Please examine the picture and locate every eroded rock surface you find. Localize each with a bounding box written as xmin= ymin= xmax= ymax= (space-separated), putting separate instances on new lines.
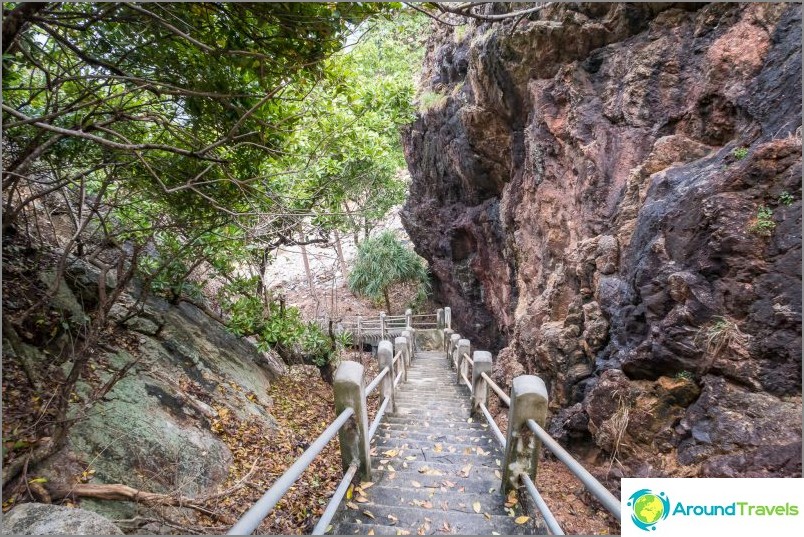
xmin=2 ymin=502 xmax=123 ymax=535
xmin=402 ymin=2 xmax=801 ymax=477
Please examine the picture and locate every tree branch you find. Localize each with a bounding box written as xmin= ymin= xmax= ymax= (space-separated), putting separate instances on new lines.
xmin=2 ymin=2 xmax=48 ymax=53
xmin=428 ymin=1 xmax=553 ymax=22
xmin=2 ymin=104 xmax=226 ymax=162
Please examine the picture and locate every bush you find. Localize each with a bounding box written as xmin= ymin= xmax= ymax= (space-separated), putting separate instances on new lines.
xmin=348 ymin=231 xmax=430 ymax=313
xmin=732 ymin=146 xmax=749 ymax=160
xmin=748 ymin=205 xmax=776 ymax=236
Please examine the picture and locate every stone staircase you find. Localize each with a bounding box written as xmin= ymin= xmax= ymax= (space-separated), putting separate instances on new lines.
xmin=330 ymin=351 xmax=543 ymax=535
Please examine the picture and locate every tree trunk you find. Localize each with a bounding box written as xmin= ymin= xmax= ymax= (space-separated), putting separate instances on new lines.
xmin=333 ymin=230 xmax=348 ymax=276
xmin=2 ymin=2 xmax=47 ymax=54
xmin=300 ymin=243 xmax=316 ymax=298
xmin=383 ymin=288 xmax=391 ymax=315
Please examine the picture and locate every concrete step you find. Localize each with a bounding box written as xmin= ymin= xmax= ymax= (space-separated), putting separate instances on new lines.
xmin=367 ymin=467 xmax=502 ymax=494
xmin=374 ymin=426 xmax=494 ymax=442
xmin=350 ymin=484 xmax=512 ymax=515
xmin=372 ymin=434 xmax=501 ymax=452
xmin=381 ymin=417 xmax=494 ymax=431
xmin=372 ymin=436 xmax=499 ymax=454
xmin=333 ymin=503 xmax=540 ymax=535
xmin=368 ymin=458 xmax=502 ymax=479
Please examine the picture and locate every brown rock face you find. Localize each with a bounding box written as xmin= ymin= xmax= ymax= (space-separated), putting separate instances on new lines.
xmin=402 ymin=3 xmax=801 ymax=477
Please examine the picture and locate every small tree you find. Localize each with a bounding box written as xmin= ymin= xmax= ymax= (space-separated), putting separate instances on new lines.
xmin=348 ymin=231 xmax=429 ymax=313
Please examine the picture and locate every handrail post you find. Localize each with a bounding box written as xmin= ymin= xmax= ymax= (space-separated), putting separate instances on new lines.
xmin=334 ymin=361 xmax=371 ymax=481
xmin=380 ymin=312 xmax=386 ymax=341
xmin=444 ymin=306 xmax=451 ymax=330
xmin=406 ymin=325 xmax=416 ymax=354
xmin=378 ymin=341 xmax=396 ymax=413
xmin=401 ymin=330 xmax=412 ymax=368
xmin=405 ymin=308 xmax=412 ymax=328
xmin=437 ymin=308 xmax=445 ymax=329
xmin=455 ymin=339 xmax=469 ymax=385
xmin=501 ymin=375 xmax=548 ymax=494
xmin=394 ymin=337 xmax=408 ymax=383
xmin=449 ymin=334 xmax=460 ymax=366
xmin=443 ymin=328 xmax=454 ymax=353
xmin=357 ymin=315 xmax=362 ymax=351
xmin=471 ymin=351 xmax=492 ymax=417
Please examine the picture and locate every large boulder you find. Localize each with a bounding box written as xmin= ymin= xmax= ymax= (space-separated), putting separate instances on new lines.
xmin=2 ymin=503 xmax=123 ymax=535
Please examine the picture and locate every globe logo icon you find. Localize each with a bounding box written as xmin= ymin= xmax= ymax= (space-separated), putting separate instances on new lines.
xmin=627 ymin=489 xmax=670 ymax=531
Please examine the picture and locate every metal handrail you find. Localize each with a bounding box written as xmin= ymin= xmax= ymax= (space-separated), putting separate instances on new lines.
xmin=394 ymin=369 xmax=403 ymax=388
xmin=462 ymin=352 xmax=473 ymax=366
xmin=479 ymin=403 xmax=506 ymax=447
xmin=311 ymin=462 xmax=359 ymax=535
xmin=526 ymin=419 xmax=621 ymax=520
xmin=368 ymin=396 xmax=391 ymax=439
xmin=522 ymin=474 xmax=564 ymax=535
xmin=228 ymin=407 xmax=355 ymax=535
xmin=461 ymin=372 xmax=472 ymax=391
xmin=365 ymin=367 xmax=389 ymax=396
xmin=480 ymin=372 xmax=511 ymax=406
xmin=392 ymin=350 xmax=402 ymax=366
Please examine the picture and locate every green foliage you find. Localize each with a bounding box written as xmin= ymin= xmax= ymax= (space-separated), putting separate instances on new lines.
xmin=348 ymin=231 xmax=429 ymax=313
xmin=286 ymin=11 xmax=428 ymax=240
xmin=3 ymin=3 xmax=418 ymax=295
xmin=674 ymin=370 xmax=695 ymax=382
xmin=218 ymin=278 xmax=305 ymax=351
xmin=749 ymin=205 xmax=776 ymax=236
xmin=732 ymin=147 xmax=749 ymax=160
xmin=299 ymin=323 xmax=335 ymax=367
xmin=418 ymin=90 xmax=449 ymax=113
xmin=335 ymin=330 xmax=354 ymax=349
xmin=779 ymin=191 xmax=794 ymax=206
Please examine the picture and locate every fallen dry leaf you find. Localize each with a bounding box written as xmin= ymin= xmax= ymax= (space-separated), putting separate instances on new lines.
xmin=411 ymin=480 xmax=422 ymax=488
xmin=472 ymin=501 xmax=482 ymax=513
xmin=515 ymin=516 xmax=530 ymax=524
xmin=460 ymin=464 xmax=472 ymax=477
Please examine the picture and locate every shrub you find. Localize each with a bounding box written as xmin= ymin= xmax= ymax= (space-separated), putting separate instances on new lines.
xmin=732 ymin=146 xmax=749 ymax=160
xmin=748 ymin=205 xmax=776 ymax=236
xmin=418 ymin=90 xmax=448 ymax=114
xmin=348 ymin=230 xmax=430 ymax=313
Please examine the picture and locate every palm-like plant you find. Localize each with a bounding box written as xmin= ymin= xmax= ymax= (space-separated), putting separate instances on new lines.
xmin=347 ymin=231 xmax=430 ymax=313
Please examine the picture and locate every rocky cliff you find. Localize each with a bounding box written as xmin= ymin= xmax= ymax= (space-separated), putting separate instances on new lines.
xmin=402 ymin=2 xmax=801 ymax=478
